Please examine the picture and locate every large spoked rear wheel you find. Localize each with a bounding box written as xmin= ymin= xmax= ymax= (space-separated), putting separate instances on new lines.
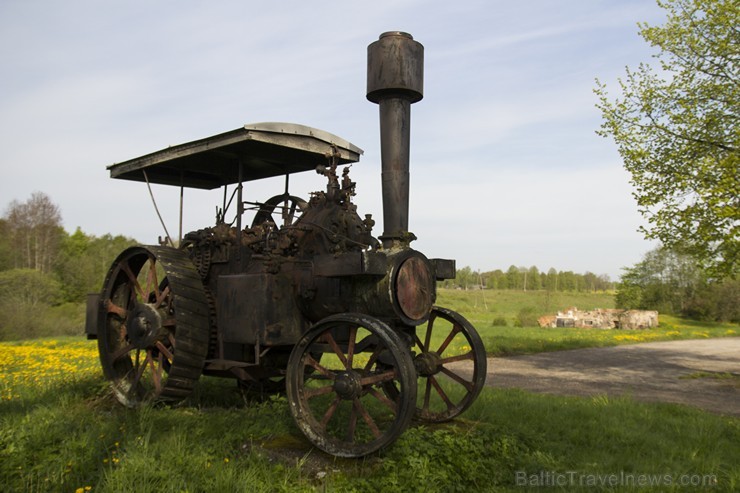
xmin=97 ymin=246 xmax=209 ymax=407
xmin=387 ymin=307 xmax=487 ymax=422
xmin=286 ymin=314 xmax=417 ymax=458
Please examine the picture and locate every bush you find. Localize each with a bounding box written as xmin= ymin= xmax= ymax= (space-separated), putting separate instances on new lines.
xmin=514 ymin=307 xmax=539 ymax=328
xmin=491 ymin=316 xmax=508 ymax=327
xmin=0 ymin=269 xmax=64 ymax=340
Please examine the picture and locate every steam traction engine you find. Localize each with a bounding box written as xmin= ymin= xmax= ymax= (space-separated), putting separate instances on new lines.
xmin=86 ymin=32 xmax=487 ymax=457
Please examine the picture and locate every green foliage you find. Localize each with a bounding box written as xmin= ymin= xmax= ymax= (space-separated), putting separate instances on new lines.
xmin=0 ymin=268 xmax=61 ymax=306
xmin=514 ymin=306 xmax=539 ymax=328
xmin=616 ymin=246 xmax=740 ymax=321
xmin=595 ymin=0 xmax=739 ymax=279
xmin=0 ymin=269 xmax=63 ymax=340
xmin=53 ymin=228 xmax=137 ymax=303
xmin=0 ymin=219 xmax=12 ymax=271
xmin=449 ymin=266 xmax=614 ymax=292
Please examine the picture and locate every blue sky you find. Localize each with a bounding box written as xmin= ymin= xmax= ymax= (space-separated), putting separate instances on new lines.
xmin=0 ymin=0 xmax=666 ymax=279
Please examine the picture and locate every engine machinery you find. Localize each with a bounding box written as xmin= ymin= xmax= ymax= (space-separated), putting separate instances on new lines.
xmin=86 ymin=32 xmax=487 ymax=457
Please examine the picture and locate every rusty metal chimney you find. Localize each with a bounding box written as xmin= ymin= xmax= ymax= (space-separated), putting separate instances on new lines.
xmin=367 ymin=32 xmax=423 ymax=247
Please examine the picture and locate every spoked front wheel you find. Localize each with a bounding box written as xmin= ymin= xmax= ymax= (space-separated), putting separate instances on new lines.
xmin=97 ymin=246 xmax=209 ymax=407
xmin=386 ymin=307 xmax=487 ymax=422
xmin=286 ymin=314 xmax=417 ymax=457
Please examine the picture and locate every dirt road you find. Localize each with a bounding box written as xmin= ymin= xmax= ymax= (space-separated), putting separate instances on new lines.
xmin=460 ymin=338 xmax=740 ymax=416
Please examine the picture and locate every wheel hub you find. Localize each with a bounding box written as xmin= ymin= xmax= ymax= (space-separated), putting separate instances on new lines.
xmin=414 ymin=351 xmax=442 ymax=377
xmin=127 ymin=303 xmax=165 ymax=349
xmin=333 ymin=371 xmax=362 ymax=400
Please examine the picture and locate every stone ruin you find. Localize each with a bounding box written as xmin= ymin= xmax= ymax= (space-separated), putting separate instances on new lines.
xmin=537 ymin=307 xmax=658 ymax=330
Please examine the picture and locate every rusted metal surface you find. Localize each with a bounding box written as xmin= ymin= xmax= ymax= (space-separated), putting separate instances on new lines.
xmin=88 ymin=32 xmax=486 ymax=458
xmin=285 ymin=313 xmax=417 ymax=457
xmin=108 ymin=123 xmax=363 ymax=189
xmin=367 ymin=32 xmax=424 ymax=246
xmin=96 ymin=246 xmax=209 ymax=407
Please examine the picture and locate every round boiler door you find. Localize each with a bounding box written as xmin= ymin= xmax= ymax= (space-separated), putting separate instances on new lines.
xmin=395 ymin=256 xmax=433 ymax=321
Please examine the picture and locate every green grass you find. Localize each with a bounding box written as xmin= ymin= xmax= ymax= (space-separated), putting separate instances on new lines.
xmin=1 ymin=336 xmax=739 ymax=492
xmin=436 ymin=288 xmax=616 ymax=327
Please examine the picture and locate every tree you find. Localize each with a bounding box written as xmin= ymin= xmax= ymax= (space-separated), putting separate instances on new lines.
xmin=506 ymin=265 xmax=522 ymax=290
xmin=54 ymin=229 xmax=137 ymax=302
xmin=544 ymin=268 xmax=559 ymax=291
xmin=0 ymin=219 xmax=11 ymax=271
xmin=527 ymin=266 xmax=541 ymax=290
xmin=595 ymin=0 xmax=739 ymax=279
xmin=4 ymin=192 xmax=63 ymax=274
xmin=617 ymin=245 xmax=705 ymax=314
xmin=455 ymin=266 xmax=474 ymax=290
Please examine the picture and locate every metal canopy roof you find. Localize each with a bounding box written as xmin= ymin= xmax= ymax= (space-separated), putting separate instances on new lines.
xmin=107 ymin=122 xmax=364 ymax=190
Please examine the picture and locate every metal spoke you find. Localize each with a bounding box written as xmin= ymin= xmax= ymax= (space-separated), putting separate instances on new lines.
xmin=155 ymin=286 xmax=170 ymax=309
xmin=367 ymin=387 xmax=397 ymax=412
xmin=346 ymin=401 xmax=359 ymax=442
xmin=436 ymin=323 xmax=462 ymax=355
xmin=105 ymin=299 xmax=127 ymax=318
xmin=145 ymin=260 xmax=160 ymax=302
xmin=322 ymin=332 xmax=349 ymax=368
xmin=155 ymin=341 xmax=174 ymax=363
xmin=354 ymin=398 xmax=381 ymax=439
xmin=110 ymin=342 xmax=135 ymax=362
xmin=305 ymin=354 xmax=336 ymax=380
xmin=440 ymin=351 xmax=474 ymax=364
xmin=440 ymin=366 xmax=475 ymax=391
xmin=346 ymin=326 xmax=357 ymax=368
xmin=421 ymin=376 xmax=432 ymax=413
xmin=304 ymin=384 xmax=335 ymax=400
xmin=429 ymin=375 xmax=454 ymax=410
xmin=423 ymin=314 xmax=436 ymax=351
xmin=121 ymin=261 xmax=146 ymax=301
xmin=363 ymin=343 xmax=383 ymax=372
xmin=359 ymin=369 xmax=396 ymax=386
xmin=321 ymin=396 xmax=342 ymax=429
xmin=131 ymin=349 xmax=146 ymax=388
xmin=148 ymin=351 xmax=162 ymax=394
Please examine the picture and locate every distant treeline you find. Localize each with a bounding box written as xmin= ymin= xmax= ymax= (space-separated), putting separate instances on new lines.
xmin=0 ymin=192 xmax=136 ymax=339
xmin=442 ymin=265 xmax=614 ymax=292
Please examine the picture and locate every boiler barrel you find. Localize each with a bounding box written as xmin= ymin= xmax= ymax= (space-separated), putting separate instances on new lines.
xmin=367 ymin=32 xmax=424 ymax=245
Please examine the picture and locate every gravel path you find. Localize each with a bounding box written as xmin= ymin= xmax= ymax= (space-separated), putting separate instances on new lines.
xmin=457 ymin=338 xmax=740 ymax=416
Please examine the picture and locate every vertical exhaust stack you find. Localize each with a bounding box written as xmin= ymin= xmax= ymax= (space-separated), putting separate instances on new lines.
xmin=367 ymin=32 xmax=424 ymax=248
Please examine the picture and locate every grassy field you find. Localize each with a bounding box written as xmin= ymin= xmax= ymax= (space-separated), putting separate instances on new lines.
xmin=1 ymin=290 xmax=738 ymax=492
xmin=437 ymin=288 xmax=617 ymax=325
xmin=437 ymin=289 xmax=738 ymax=355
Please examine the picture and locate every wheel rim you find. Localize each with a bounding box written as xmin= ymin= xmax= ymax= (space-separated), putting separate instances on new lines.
xmin=251 ymin=194 xmax=307 ymax=228
xmin=97 ymin=246 xmax=209 ymax=407
xmin=387 ymin=307 xmax=487 ymax=422
xmin=286 ymin=314 xmax=416 ymax=457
